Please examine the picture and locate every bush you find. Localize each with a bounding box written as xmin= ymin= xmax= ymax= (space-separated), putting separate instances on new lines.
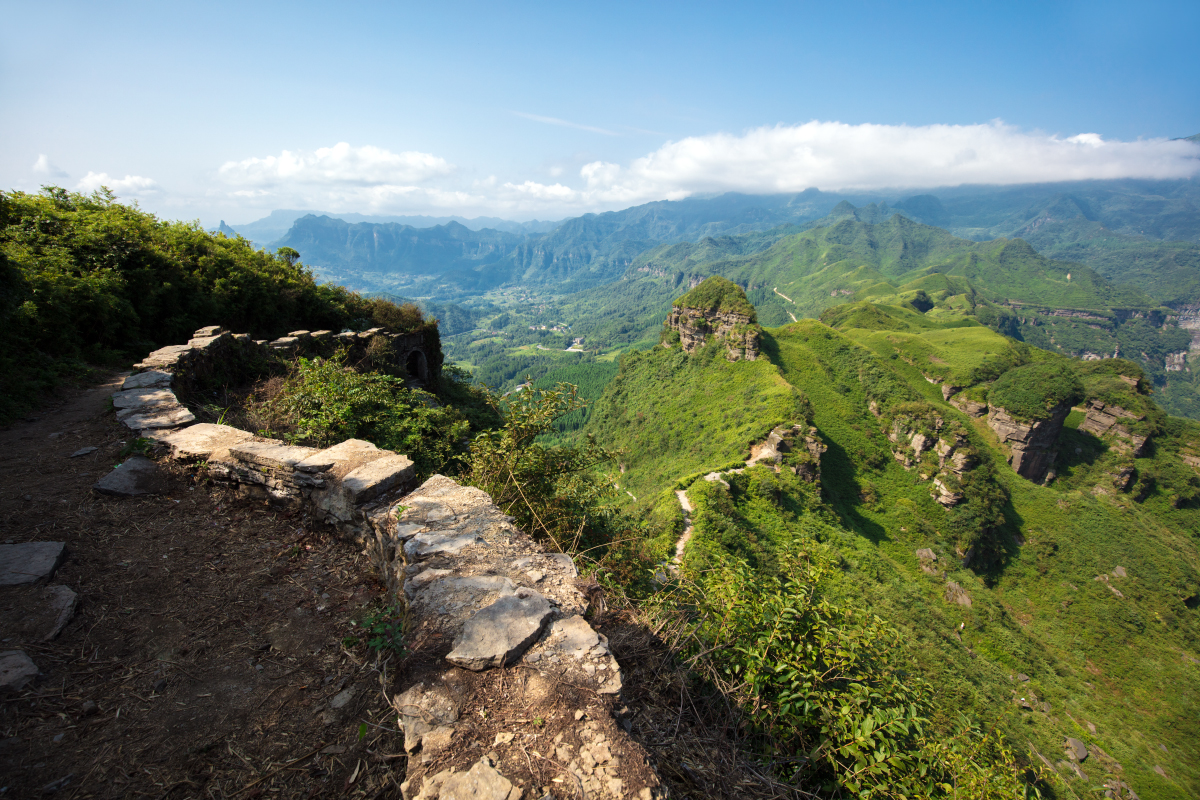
xmin=654 ymin=543 xmax=1038 ymax=798
xmin=464 ymin=383 xmax=619 ymax=553
xmin=261 ymin=350 xmax=470 ymax=477
xmin=988 ymin=361 xmax=1084 ymax=421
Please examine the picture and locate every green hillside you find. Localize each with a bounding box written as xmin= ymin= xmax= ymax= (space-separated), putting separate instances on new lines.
xmin=583 ymin=306 xmax=1200 ymax=799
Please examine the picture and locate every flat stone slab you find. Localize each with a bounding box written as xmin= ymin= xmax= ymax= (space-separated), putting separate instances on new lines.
xmin=295 ymin=438 xmax=385 ymax=473
xmin=150 ymin=423 xmax=255 ymax=460
xmin=447 ymin=590 xmax=552 ymax=671
xmin=344 ymin=454 xmax=415 ymax=503
xmin=0 ymin=650 xmax=38 ymax=692
xmin=135 ymin=344 xmax=194 ymax=369
xmin=122 ymin=370 xmax=173 ymax=390
xmin=118 ymin=404 xmax=196 ymax=430
xmin=111 ymin=388 xmax=178 ymax=409
xmin=229 ymin=441 xmax=319 ymax=470
xmin=0 ymin=542 xmax=67 ymax=586
xmin=1066 ymin=737 xmax=1089 ymax=762
xmin=69 ymin=446 xmax=98 ymax=458
xmin=0 ymin=585 xmax=78 ymax=641
xmin=405 ymin=532 xmax=484 ymax=559
xmin=93 ymin=456 xmax=168 ymax=497
xmin=438 ymin=758 xmax=519 ymax=800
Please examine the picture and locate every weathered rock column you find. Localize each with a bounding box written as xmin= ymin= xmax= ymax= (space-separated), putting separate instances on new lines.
xmin=987 ymin=403 xmax=1070 ymax=482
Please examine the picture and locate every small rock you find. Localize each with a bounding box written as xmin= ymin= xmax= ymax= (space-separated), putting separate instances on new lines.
xmin=153 ymin=679 xmax=167 ymax=693
xmin=330 ymin=688 xmax=355 ymax=709
xmin=1066 ymin=737 xmax=1088 ymax=762
xmin=447 ymin=592 xmax=552 ymax=671
xmin=1086 ymin=721 xmax=1096 ymax=734
xmin=80 ymin=700 xmax=98 ymax=717
xmin=1159 ymin=743 xmax=1167 ymax=752
xmin=0 ymin=542 xmax=67 ymax=586
xmin=574 ymin=710 xmax=586 ymax=721
xmin=0 ymin=650 xmax=39 ymax=692
xmin=1154 ymin=765 xmax=1167 ymax=778
xmin=1016 ymin=673 xmax=1030 ymax=682
xmin=493 ymin=732 xmax=515 ymax=745
xmin=438 ymin=758 xmax=519 ymax=800
xmin=1113 ymin=566 xmax=1127 ymax=579
xmin=69 ymin=447 xmax=98 ymax=458
xmin=93 ymin=456 xmax=168 ymax=497
xmin=944 ymin=581 xmax=972 ymax=607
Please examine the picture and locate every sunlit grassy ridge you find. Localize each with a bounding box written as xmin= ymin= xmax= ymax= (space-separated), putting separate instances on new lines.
xmin=583 ymin=306 xmax=1200 ymax=799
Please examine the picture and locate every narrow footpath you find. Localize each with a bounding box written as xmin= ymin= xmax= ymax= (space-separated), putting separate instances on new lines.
xmin=0 ymin=376 xmax=405 ymax=798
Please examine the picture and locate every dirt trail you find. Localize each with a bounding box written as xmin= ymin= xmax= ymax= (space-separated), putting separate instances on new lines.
xmin=0 ymin=376 xmax=405 ymax=798
xmin=670 ymin=490 xmax=694 ymax=568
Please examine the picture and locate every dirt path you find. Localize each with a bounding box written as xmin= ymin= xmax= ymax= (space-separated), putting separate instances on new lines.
xmin=0 ymin=376 xmax=406 ymax=797
xmin=670 ymin=491 xmax=694 ymax=568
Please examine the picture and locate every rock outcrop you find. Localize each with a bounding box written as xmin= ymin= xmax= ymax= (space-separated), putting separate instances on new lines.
xmin=664 ymin=306 xmax=760 ymax=360
xmin=987 ymin=403 xmax=1071 ymax=483
xmin=663 ymin=277 xmax=761 ymax=361
xmin=886 ymin=411 xmax=976 ymax=506
xmin=748 ymin=424 xmax=827 ymax=481
xmin=1079 ymin=400 xmax=1150 ymax=456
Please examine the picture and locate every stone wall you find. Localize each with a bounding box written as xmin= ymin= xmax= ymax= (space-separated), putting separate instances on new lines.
xmin=102 ymin=333 xmax=663 ymax=799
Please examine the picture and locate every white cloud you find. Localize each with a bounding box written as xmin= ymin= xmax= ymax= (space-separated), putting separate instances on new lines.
xmin=76 ymin=171 xmax=159 ymax=195
xmin=218 ymin=142 xmax=453 ymax=188
xmin=579 ymin=121 xmax=1200 ymax=203
xmin=32 ymin=154 xmax=69 ymax=179
xmin=196 ymin=124 xmax=1200 ymax=220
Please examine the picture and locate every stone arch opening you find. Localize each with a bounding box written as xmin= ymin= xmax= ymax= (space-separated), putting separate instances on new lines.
xmin=405 ymin=348 xmax=429 ymax=383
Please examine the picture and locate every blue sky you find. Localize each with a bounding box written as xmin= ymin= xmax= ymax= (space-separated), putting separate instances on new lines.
xmin=3 ymin=0 xmax=1198 ymax=224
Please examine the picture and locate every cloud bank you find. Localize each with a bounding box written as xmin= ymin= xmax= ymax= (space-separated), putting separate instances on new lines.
xmin=76 ymin=171 xmax=159 ymax=195
xmin=209 ymin=122 xmax=1200 ymax=218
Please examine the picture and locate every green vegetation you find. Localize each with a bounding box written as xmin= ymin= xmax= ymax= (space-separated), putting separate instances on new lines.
xmin=585 ymin=340 xmax=805 ymax=502
xmin=656 ymin=543 xmax=1035 ymax=799
xmin=0 ymin=187 xmax=436 ymax=423
xmin=672 ymin=275 xmax=757 ymax=318
xmin=988 ymin=362 xmax=1085 ymax=421
xmin=255 ymin=349 xmax=473 ymax=477
xmin=580 ymin=295 xmax=1200 ymax=798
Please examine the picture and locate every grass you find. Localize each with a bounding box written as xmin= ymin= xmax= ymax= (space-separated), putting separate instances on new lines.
xmin=583 ymin=308 xmax=1200 ymax=799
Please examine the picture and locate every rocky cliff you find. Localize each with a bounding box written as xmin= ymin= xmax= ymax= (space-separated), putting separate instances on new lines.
xmin=886 ymin=409 xmax=977 ymax=506
xmin=664 ymin=306 xmax=760 ymax=361
xmin=1079 ymin=400 xmax=1150 ymax=456
xmin=663 ymin=276 xmax=761 ymax=361
xmin=987 ymin=403 xmax=1071 ymax=483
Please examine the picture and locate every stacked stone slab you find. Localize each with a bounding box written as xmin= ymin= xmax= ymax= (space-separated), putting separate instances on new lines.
xmin=390 ymin=476 xmax=660 ymax=800
xmin=149 ymin=424 xmax=415 ymax=546
xmin=1079 ymin=400 xmax=1150 ymax=456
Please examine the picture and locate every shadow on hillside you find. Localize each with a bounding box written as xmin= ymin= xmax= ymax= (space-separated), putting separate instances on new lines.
xmin=976 ymin=497 xmax=1026 ymax=585
xmin=819 ymin=437 xmax=890 ymax=544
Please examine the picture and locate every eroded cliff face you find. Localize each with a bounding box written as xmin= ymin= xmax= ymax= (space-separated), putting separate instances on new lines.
xmin=1079 ymin=400 xmax=1150 ymax=457
xmin=886 ymin=412 xmax=976 ymax=506
xmin=664 ymin=307 xmax=760 ymax=361
xmin=987 ymin=403 xmax=1071 ymax=483
xmin=748 ymin=423 xmax=827 ymax=482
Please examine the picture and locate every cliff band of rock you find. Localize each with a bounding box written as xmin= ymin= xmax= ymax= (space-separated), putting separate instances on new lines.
xmin=664 ymin=307 xmax=760 ymax=361
xmin=887 ymin=413 xmax=976 ymax=506
xmin=987 ymin=403 xmax=1071 ymax=483
xmin=1079 ymin=400 xmax=1150 ymax=457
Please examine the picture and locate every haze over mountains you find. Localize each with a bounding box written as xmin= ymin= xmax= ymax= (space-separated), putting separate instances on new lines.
xmin=226 ymin=178 xmax=1200 ymax=301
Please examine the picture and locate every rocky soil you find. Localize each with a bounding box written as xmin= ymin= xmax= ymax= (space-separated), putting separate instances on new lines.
xmin=0 ymin=374 xmax=407 ymax=797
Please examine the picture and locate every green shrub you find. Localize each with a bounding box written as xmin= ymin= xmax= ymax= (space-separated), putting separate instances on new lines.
xmin=655 ymin=543 xmax=1037 ymax=798
xmin=672 ymin=275 xmax=757 ymax=319
xmin=263 ymin=350 xmax=469 ymax=477
xmin=988 ymin=361 xmax=1084 ymax=421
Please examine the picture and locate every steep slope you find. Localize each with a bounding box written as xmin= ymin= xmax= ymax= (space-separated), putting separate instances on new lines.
xmin=583 ymin=300 xmax=1200 ymax=799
